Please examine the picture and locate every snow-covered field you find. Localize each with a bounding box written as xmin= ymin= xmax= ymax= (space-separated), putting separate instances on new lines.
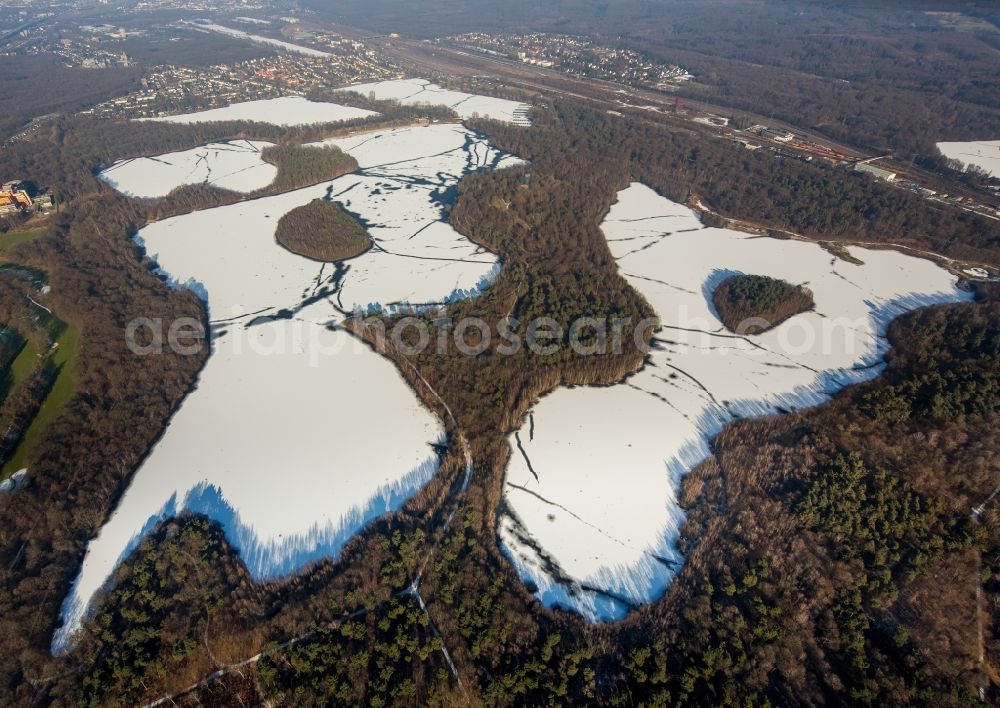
xmin=189 ymin=21 xmax=331 ymax=57
xmin=499 ymin=182 xmax=972 ymax=621
xmin=937 ymin=140 xmax=1000 ymax=178
xmin=54 ymin=124 xmax=522 ymax=651
xmin=340 ymin=78 xmax=532 ymax=125
xmin=98 ymin=140 xmax=277 ymax=198
xmin=146 ymin=96 xmax=378 ymax=127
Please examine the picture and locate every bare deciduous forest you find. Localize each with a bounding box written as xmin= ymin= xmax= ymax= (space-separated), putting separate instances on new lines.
xmin=275 ymin=198 xmax=372 ymax=262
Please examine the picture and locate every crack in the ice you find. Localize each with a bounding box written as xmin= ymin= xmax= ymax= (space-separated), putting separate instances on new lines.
xmin=615 ymin=232 xmax=672 ymax=259
xmin=499 ymin=506 xmax=583 ymax=596
xmin=606 ymin=214 xmax=690 ymax=223
xmin=209 ymin=306 xmax=272 ymax=325
xmin=655 ymin=362 xmax=726 ymax=409
xmin=513 ymin=431 xmax=539 ymax=482
xmin=660 ymin=324 xmax=819 ymax=373
xmin=407 ymin=221 xmax=437 ymax=241
xmin=625 ymin=381 xmax=693 ymax=421
xmin=621 ymin=272 xmax=697 ymax=295
xmin=505 ymin=482 xmax=654 ymax=559
xmin=652 ymin=336 xmax=745 ymax=352
xmin=373 ymin=243 xmax=494 ymax=264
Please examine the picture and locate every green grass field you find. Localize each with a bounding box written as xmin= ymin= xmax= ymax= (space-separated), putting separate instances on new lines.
xmin=0 ymin=313 xmax=78 ymax=480
xmin=0 ymin=226 xmax=49 ymax=254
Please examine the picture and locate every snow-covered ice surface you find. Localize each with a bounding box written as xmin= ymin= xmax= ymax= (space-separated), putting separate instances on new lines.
xmin=189 ymin=22 xmax=331 ymax=57
xmin=53 ymin=124 xmax=522 ymax=651
xmin=499 ymin=182 xmax=972 ymax=622
xmin=937 ymin=140 xmax=1000 ymax=178
xmin=98 ymin=140 xmax=277 ymax=199
xmin=340 ymin=78 xmax=532 ymax=125
xmin=146 ymin=96 xmax=378 ymax=127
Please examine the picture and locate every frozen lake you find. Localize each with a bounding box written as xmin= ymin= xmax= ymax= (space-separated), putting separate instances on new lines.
xmin=98 ymin=140 xmax=277 ymax=198
xmin=53 ymin=123 xmax=522 ymax=651
xmin=145 ymin=96 xmax=378 ymax=127
xmin=340 ymin=78 xmax=532 ymax=125
xmin=499 ymin=182 xmax=972 ymax=621
xmin=937 ymin=140 xmax=1000 ymax=178
xmin=189 ymin=21 xmax=332 ymax=57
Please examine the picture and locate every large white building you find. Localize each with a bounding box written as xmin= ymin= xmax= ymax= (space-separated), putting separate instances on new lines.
xmin=854 ymin=162 xmax=897 ymax=182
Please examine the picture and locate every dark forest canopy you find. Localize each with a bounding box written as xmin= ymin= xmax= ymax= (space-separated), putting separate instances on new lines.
xmin=259 ymin=144 xmax=359 ymax=194
xmin=0 ymin=55 xmax=140 ymax=141
xmin=469 ymin=103 xmax=1000 ymax=265
xmin=0 ymin=22 xmax=279 ymax=141
xmin=712 ymin=274 xmax=814 ymax=334
xmin=275 ymin=198 xmax=373 ymax=262
xmin=304 ymin=0 xmax=998 ymax=37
